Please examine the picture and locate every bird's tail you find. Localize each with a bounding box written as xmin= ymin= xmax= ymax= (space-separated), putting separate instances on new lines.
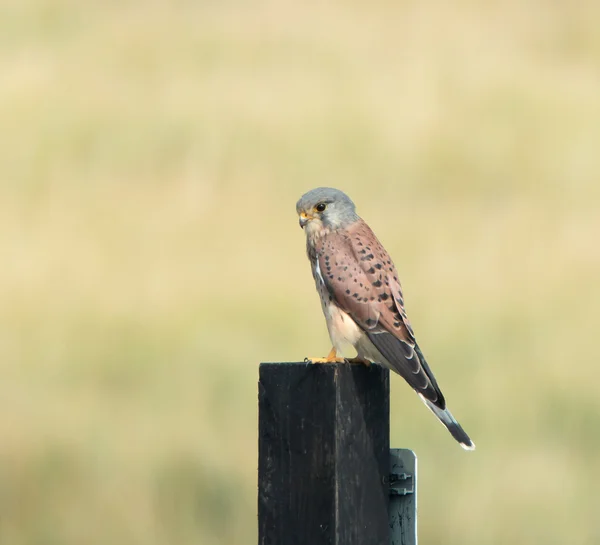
xmin=419 ymin=394 xmax=476 ymax=451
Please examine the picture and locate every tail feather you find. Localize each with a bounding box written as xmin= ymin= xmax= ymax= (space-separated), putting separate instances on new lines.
xmin=419 ymin=394 xmax=476 ymax=451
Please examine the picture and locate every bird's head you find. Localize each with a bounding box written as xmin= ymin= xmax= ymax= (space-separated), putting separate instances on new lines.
xmin=296 ymin=187 xmax=359 ymax=235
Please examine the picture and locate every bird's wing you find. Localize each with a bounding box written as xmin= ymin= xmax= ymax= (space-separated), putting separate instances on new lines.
xmin=317 ymin=220 xmax=445 ymax=409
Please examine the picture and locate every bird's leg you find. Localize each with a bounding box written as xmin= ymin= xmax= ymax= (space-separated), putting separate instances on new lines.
xmin=304 ymin=347 xmax=346 ymax=364
xmin=346 ymin=356 xmax=371 ymax=367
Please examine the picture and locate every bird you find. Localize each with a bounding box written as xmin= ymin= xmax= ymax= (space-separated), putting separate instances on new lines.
xmin=296 ymin=187 xmax=475 ymax=450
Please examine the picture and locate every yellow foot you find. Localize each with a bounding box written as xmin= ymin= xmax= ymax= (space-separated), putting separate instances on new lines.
xmin=305 ymin=356 xmax=346 ymax=364
xmin=346 ymin=356 xmax=371 ymax=367
xmin=304 ymin=347 xmax=345 ymax=364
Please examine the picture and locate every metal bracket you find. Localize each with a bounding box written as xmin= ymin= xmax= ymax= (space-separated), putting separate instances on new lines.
xmin=389 ymin=448 xmax=417 ymax=544
xmin=389 ymin=470 xmax=414 ymax=496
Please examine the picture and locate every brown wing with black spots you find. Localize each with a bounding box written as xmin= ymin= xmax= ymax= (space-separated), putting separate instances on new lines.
xmin=316 ymin=220 xmax=446 ymax=409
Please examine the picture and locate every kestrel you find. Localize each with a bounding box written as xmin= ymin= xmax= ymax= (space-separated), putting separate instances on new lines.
xmin=297 ymin=187 xmax=475 ymax=450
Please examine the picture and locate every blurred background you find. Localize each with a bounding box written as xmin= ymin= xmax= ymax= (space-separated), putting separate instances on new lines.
xmin=1 ymin=0 xmax=599 ymax=544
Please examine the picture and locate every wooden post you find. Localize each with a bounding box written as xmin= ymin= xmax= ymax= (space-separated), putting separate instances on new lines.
xmin=258 ymin=361 xmax=390 ymax=545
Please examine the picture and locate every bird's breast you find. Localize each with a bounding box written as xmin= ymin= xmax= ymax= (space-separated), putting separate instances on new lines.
xmin=324 ymin=300 xmax=364 ymax=352
xmin=311 ymin=257 xmax=363 ymax=353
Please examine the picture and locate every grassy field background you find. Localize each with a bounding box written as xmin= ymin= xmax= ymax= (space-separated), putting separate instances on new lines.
xmin=1 ymin=1 xmax=599 ymax=544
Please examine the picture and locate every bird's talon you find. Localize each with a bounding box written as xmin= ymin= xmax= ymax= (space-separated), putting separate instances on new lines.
xmin=303 ymin=347 xmax=346 ymax=364
xmin=305 ymin=356 xmax=346 ymax=364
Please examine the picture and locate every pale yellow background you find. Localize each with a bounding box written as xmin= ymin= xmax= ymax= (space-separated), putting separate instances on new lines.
xmin=1 ymin=1 xmax=599 ymax=544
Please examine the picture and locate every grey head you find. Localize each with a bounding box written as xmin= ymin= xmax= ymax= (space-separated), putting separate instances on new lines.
xmin=296 ymin=187 xmax=359 ymax=231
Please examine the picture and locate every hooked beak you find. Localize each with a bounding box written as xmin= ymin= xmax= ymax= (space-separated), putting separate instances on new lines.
xmin=299 ymin=212 xmax=311 ymax=229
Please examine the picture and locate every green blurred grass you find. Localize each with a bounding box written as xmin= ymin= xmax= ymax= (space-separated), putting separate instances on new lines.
xmin=1 ymin=1 xmax=599 ymax=544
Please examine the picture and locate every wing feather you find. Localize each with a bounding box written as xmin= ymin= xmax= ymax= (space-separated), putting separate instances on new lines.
xmin=316 ymin=221 xmax=446 ymax=409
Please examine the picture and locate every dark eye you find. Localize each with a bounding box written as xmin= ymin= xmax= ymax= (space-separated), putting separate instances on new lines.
xmin=315 ymin=203 xmax=327 ymax=212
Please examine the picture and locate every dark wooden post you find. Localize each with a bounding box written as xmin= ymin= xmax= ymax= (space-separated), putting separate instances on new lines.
xmin=258 ymin=362 xmax=390 ymax=545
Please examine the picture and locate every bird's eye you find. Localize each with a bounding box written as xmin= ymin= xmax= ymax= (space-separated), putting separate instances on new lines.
xmin=315 ymin=203 xmax=327 ymax=212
